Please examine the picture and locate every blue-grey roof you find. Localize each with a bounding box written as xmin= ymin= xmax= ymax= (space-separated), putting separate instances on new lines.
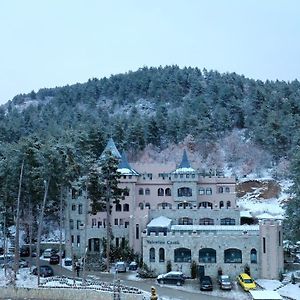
xmin=101 ymin=138 xmax=122 ymax=159
xmin=178 ymin=149 xmax=191 ymax=169
xmin=118 ymin=152 xmax=139 ymax=175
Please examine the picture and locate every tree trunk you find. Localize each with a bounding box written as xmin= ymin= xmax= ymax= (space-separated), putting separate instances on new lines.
xmin=14 ymin=160 xmax=24 ymax=284
xmin=59 ymin=186 xmax=64 ymax=269
xmin=36 ymin=179 xmax=50 ymax=286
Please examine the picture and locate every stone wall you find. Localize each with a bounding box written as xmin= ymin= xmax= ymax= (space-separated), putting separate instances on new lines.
xmin=0 ymin=287 xmax=144 ymax=300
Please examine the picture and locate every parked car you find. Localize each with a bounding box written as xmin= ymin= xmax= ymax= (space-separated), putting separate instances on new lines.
xmin=0 ymin=254 xmax=15 ymax=267
xmin=200 ymin=275 xmax=213 ymax=291
xmin=19 ymin=259 xmax=29 ymax=268
xmin=49 ymin=254 xmax=60 ymax=265
xmin=157 ymin=271 xmax=185 ymax=286
xmin=128 ymin=261 xmax=138 ymax=271
xmin=20 ymin=247 xmax=30 ymax=257
xmin=115 ymin=261 xmax=126 ymax=273
xmin=237 ymin=273 xmax=256 ymax=291
xmin=218 ymin=274 xmax=232 ymax=290
xmin=43 ymin=248 xmax=56 ymax=258
xmin=64 ymin=257 xmax=72 ymax=266
xmin=32 ymin=265 xmax=54 ymax=277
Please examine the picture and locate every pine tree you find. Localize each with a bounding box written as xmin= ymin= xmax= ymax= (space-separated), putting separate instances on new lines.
xmin=87 ymin=150 xmax=125 ymax=271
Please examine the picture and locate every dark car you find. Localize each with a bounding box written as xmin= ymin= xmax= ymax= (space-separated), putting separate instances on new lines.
xmin=128 ymin=261 xmax=138 ymax=271
xmin=20 ymin=247 xmax=30 ymax=257
xmin=49 ymin=254 xmax=60 ymax=265
xmin=157 ymin=271 xmax=185 ymax=286
xmin=218 ymin=275 xmax=232 ymax=290
xmin=32 ymin=265 xmax=54 ymax=277
xmin=200 ymin=275 xmax=213 ymax=291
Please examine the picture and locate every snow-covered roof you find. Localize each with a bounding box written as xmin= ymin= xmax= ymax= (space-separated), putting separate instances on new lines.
xmin=147 ymin=216 xmax=172 ymax=228
xmin=240 ymin=210 xmax=253 ymax=218
xmin=249 ymin=290 xmax=282 ymax=300
xmin=171 ymin=225 xmax=259 ymax=231
xmin=117 ymin=152 xmax=139 ymax=175
xmin=256 ymin=212 xmax=276 ymax=219
xmin=173 ymin=150 xmax=195 ymax=173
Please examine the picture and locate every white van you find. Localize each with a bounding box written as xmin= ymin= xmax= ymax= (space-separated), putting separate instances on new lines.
xmin=115 ymin=261 xmax=126 ymax=273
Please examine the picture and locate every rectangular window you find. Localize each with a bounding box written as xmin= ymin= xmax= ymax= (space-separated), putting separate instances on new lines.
xmin=78 ymin=204 xmax=83 ymax=214
xmin=71 ymin=235 xmax=74 ymax=243
xmin=114 ymin=218 xmax=118 ymax=225
xmin=92 ymin=218 xmax=96 ymax=227
xmin=72 ymin=204 xmax=76 ymax=211
xmin=98 ymin=221 xmax=101 ymax=228
xmin=77 ymin=235 xmax=80 ymax=245
xmin=263 ymin=237 xmax=266 ymax=253
xmin=122 ymin=238 xmax=125 ymax=248
xmin=77 ymin=220 xmax=81 ymax=230
xmin=279 ymin=231 xmax=281 ymax=246
xmin=116 ymin=237 xmax=119 ymax=247
xmin=119 ymin=219 xmax=124 ymax=226
xmin=125 ymin=221 xmax=129 ymax=228
xmin=136 ymin=224 xmax=139 ymax=239
xmin=70 ymin=219 xmax=74 ymax=230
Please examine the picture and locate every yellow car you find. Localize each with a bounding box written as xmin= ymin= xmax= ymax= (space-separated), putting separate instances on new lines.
xmin=237 ymin=273 xmax=256 ymax=291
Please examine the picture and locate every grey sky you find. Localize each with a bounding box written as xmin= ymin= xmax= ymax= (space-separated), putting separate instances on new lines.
xmin=0 ymin=0 xmax=299 ymax=105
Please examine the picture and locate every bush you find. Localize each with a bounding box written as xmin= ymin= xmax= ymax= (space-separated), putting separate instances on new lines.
xmin=166 ymin=260 xmax=172 ymax=273
xmin=190 ymin=261 xmax=197 ymax=279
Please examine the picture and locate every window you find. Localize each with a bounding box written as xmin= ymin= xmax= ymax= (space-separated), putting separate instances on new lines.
xmin=224 ymin=248 xmax=242 ymax=263
xmin=116 ymin=203 xmax=122 ymax=212
xmin=263 ymin=237 xmax=266 ymax=253
xmin=97 ymin=221 xmax=101 ymax=228
xmin=77 ymin=235 xmax=80 ymax=245
xmin=159 ymin=248 xmax=165 ymax=262
xmin=199 ymin=248 xmax=216 ymax=263
xmin=225 ymin=187 xmax=230 ymax=193
xmin=158 ymin=202 xmax=172 ymax=209
xmin=123 ymin=203 xmax=129 ymax=211
xmin=119 ymin=219 xmax=124 ymax=226
xmin=198 ymin=201 xmax=213 ymax=209
xmin=178 ymin=217 xmax=193 ymax=225
xmin=121 ymin=238 xmax=125 ymax=248
xmin=145 ymin=188 xmax=150 ymax=195
xmin=226 ymin=201 xmax=231 ymax=208
xmin=71 ymin=235 xmax=74 ymax=243
xmin=78 ymin=204 xmax=83 ymax=214
xmin=92 ymin=218 xmax=96 ymax=227
xmin=114 ymin=219 xmax=118 ymax=225
xmin=116 ymin=238 xmax=119 ymax=247
xmin=199 ymin=218 xmax=214 ymax=225
xmin=279 ymin=231 xmax=281 ymax=246
xmin=78 ymin=189 xmax=82 ymax=197
xmin=136 ymin=224 xmax=139 ymax=239
xmin=165 ymin=188 xmax=171 ymax=196
xmin=218 ymin=187 xmax=224 ymax=193
xmin=206 ymin=188 xmax=212 ymax=195
xmin=71 ymin=189 xmax=76 ymax=199
xmin=158 ymin=188 xmax=164 ymax=196
xmin=220 ymin=218 xmax=235 ymax=225
xmin=199 ymin=188 xmax=205 ymax=195
xmin=72 ymin=204 xmax=76 ymax=211
xmin=123 ymin=188 xmax=129 ymax=196
xmin=177 ymin=187 xmax=192 ymax=197
xmin=139 ymin=188 xmax=144 ymax=195
xmin=150 ymin=248 xmax=155 ymax=262
xmin=177 ymin=202 xmax=192 ymax=209
xmin=125 ymin=221 xmax=129 ymax=228
xmin=70 ymin=219 xmax=74 ymax=230
xmin=77 ymin=220 xmax=81 ymax=230
xmin=174 ymin=248 xmax=191 ymax=263
xmin=250 ymin=249 xmax=257 ymax=263
xmin=145 ymin=202 xmax=150 ymax=209
xmin=219 ymin=201 xmax=224 ymax=209
xmin=138 ymin=203 xmax=144 ymax=210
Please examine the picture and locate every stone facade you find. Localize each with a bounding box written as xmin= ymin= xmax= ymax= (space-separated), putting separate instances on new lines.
xmin=65 ymin=139 xmax=284 ymax=280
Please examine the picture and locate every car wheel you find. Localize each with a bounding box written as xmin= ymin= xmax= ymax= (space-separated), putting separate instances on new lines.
xmin=176 ymin=281 xmax=181 ymax=286
xmin=161 ymin=280 xmax=164 ymax=284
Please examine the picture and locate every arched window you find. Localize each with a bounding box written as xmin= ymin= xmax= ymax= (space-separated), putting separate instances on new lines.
xmin=70 ymin=219 xmax=74 ymax=230
xmin=177 ymin=202 xmax=192 ymax=209
xmin=218 ymin=187 xmax=224 ymax=193
xmin=158 ymin=188 xmax=164 ymax=196
xmin=178 ymin=217 xmax=193 ymax=225
xmin=178 ymin=187 xmax=192 ymax=197
xmin=123 ymin=188 xmax=130 ymax=196
xmin=115 ymin=204 xmax=122 ymax=212
xmin=206 ymin=188 xmax=212 ymax=195
xmin=219 ymin=201 xmax=224 ymax=209
xmin=224 ymin=248 xmax=242 ymax=263
xmin=123 ymin=203 xmax=129 ymax=211
xmin=159 ymin=248 xmax=165 ymax=262
xmin=198 ymin=201 xmax=213 ymax=209
xmin=199 ymin=188 xmax=205 ymax=195
xmin=199 ymin=248 xmax=216 ymax=263
xmin=226 ymin=201 xmax=231 ymax=208
xmin=139 ymin=188 xmax=144 ymax=195
xmin=165 ymin=188 xmax=171 ymax=196
xmin=221 ymin=218 xmax=235 ymax=225
xmin=145 ymin=188 xmax=150 ymax=195
xmin=250 ymin=249 xmax=257 ymax=264
xmin=139 ymin=203 xmax=144 ymax=210
xmin=199 ymin=218 xmax=214 ymax=225
xmin=150 ymin=248 xmax=155 ymax=262
xmin=225 ymin=187 xmax=230 ymax=193
xmin=158 ymin=202 xmax=172 ymax=209
xmin=145 ymin=202 xmax=150 ymax=209
xmin=174 ymin=248 xmax=191 ymax=263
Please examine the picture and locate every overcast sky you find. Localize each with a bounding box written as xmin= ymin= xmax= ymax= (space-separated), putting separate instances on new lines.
xmin=0 ymin=0 xmax=299 ymax=105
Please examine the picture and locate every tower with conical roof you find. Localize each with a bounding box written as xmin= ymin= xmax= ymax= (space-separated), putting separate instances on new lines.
xmin=118 ymin=151 xmax=139 ymax=176
xmin=100 ymin=137 xmax=122 ymax=160
xmin=173 ymin=149 xmax=195 ymax=173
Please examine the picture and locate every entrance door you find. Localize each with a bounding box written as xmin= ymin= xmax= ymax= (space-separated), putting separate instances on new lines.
xmin=197 ymin=265 xmax=205 ymax=278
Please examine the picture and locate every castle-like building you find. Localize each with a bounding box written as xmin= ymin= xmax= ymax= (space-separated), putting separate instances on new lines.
xmin=65 ymin=138 xmax=283 ymax=280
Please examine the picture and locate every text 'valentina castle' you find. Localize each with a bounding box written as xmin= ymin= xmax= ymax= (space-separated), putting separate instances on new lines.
xmin=65 ymin=138 xmax=283 ymax=280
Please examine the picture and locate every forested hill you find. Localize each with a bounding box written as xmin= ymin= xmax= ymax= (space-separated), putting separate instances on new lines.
xmin=1 ymin=65 xmax=300 ymax=162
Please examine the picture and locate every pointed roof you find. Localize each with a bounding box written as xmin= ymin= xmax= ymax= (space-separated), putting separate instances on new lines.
xmin=117 ymin=152 xmax=139 ymax=176
xmin=100 ymin=138 xmax=122 ymax=159
xmin=173 ymin=150 xmax=195 ymax=173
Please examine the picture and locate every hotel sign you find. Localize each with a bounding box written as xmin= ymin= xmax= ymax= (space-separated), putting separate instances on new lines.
xmin=146 ymin=240 xmax=180 ymax=245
